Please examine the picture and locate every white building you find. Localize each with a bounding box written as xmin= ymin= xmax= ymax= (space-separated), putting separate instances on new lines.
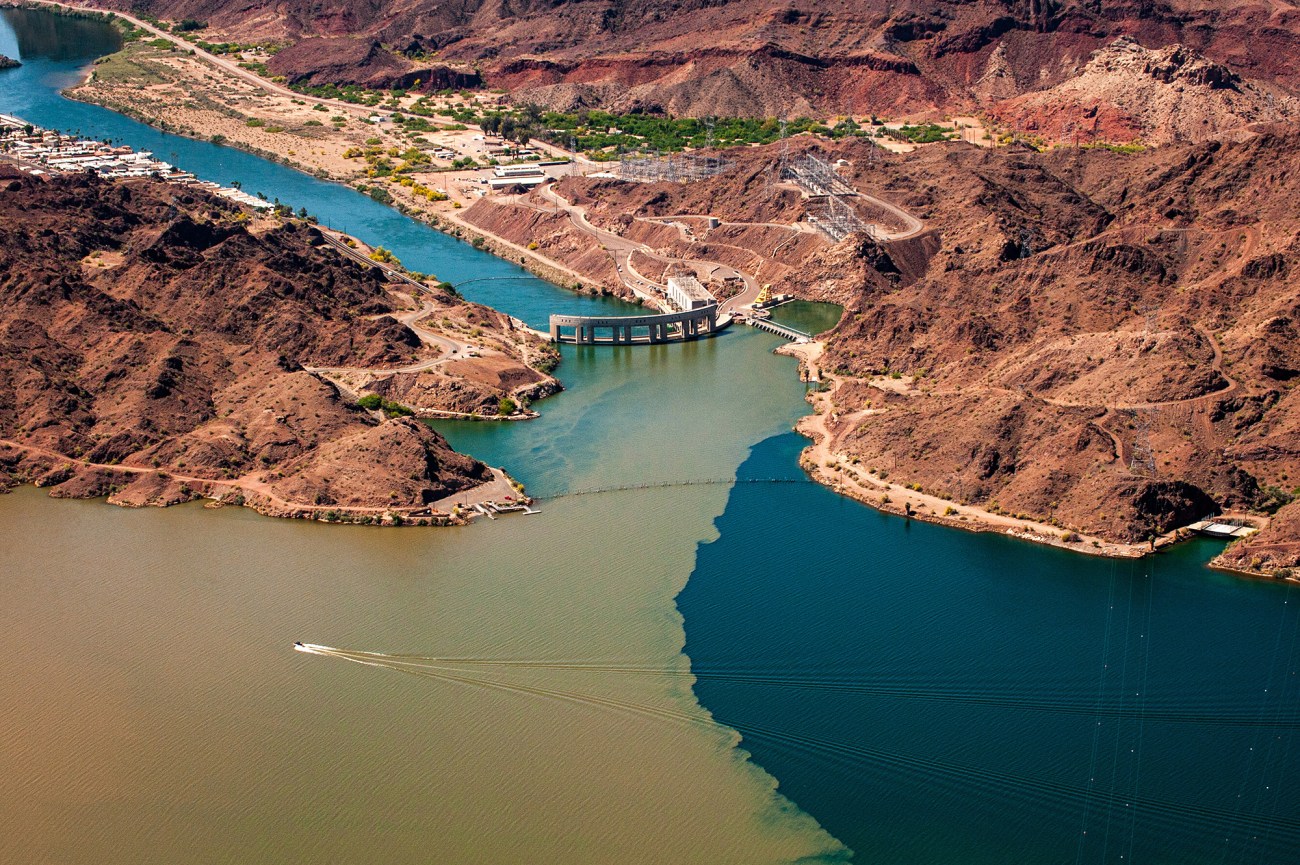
xmin=493 ymin=164 xmax=545 ymax=178
xmin=488 ymin=174 xmax=545 ymax=191
xmin=666 ymin=275 xmax=715 ymax=312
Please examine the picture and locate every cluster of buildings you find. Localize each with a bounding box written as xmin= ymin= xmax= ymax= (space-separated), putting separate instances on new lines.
xmin=0 ymin=114 xmax=269 ymax=210
xmin=0 ymin=114 xmax=194 ymax=180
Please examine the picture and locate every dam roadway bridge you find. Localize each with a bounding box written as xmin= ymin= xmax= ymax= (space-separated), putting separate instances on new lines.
xmin=550 ymin=304 xmax=721 ymax=345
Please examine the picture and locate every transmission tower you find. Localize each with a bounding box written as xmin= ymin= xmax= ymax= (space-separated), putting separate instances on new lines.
xmin=1128 ymin=409 xmax=1158 ymax=478
xmin=779 ymin=118 xmax=791 ymax=179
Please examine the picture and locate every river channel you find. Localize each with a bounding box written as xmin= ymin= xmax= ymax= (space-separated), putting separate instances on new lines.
xmin=2 ymin=9 xmax=1299 ymax=864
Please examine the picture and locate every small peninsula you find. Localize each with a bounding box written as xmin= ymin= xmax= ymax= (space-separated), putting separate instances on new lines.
xmin=0 ymin=53 xmax=19 ymax=69
xmin=0 ymin=167 xmax=556 ymax=522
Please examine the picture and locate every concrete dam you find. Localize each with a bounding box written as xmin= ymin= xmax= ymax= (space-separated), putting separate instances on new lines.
xmin=549 ymin=304 xmax=722 ymax=345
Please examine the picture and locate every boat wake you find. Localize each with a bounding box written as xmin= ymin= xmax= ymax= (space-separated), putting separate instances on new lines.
xmin=290 ymin=641 xmax=1300 ymax=843
xmin=289 ymin=644 xmax=1300 ymax=729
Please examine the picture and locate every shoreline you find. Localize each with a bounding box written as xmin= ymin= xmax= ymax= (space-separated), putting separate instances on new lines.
xmin=8 ymin=3 xmax=1289 ymax=573
xmin=32 ymin=6 xmax=631 ymax=304
xmin=60 ymin=71 xmax=631 ymax=305
xmin=0 ymin=438 xmax=533 ymax=526
xmin=777 ymin=341 xmax=1295 ymax=581
xmin=778 ymin=343 xmax=1151 ymax=560
xmin=0 ymin=17 xmax=604 ymax=528
xmin=0 ymin=118 xmax=554 ymax=527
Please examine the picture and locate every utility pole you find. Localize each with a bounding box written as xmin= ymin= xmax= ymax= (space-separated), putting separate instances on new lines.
xmin=779 ymin=118 xmax=790 ymax=180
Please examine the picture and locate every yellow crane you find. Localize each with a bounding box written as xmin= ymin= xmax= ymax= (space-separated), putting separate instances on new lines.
xmin=754 ymin=283 xmax=772 ymax=307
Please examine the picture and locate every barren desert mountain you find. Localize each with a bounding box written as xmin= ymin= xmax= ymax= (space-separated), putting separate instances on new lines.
xmin=0 ymin=169 xmax=515 ymax=519
xmin=809 ymin=130 xmax=1300 ymax=567
xmin=990 ymin=38 xmax=1299 ymax=146
xmin=473 ymin=126 xmax=1300 ymax=569
xmin=85 ymin=0 xmax=1300 ymax=115
xmin=265 ymin=35 xmax=481 ymax=91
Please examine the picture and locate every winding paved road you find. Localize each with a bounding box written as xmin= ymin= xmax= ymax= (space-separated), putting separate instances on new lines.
xmin=534 ymin=183 xmax=762 ymax=314
xmin=856 ymin=187 xmax=926 ymax=240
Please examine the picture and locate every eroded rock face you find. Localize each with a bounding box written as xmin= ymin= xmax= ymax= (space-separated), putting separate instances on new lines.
xmin=98 ymin=0 xmax=1300 ymax=115
xmin=0 ymin=54 xmax=20 ymax=70
xmin=797 ymin=130 xmax=1300 ymax=564
xmin=0 ymin=170 xmax=492 ymax=517
xmin=266 ymin=37 xmax=480 ymax=91
xmin=990 ymin=38 xmax=1296 ymax=146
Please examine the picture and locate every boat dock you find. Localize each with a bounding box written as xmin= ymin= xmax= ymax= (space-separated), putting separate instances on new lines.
xmin=473 ymin=501 xmax=539 ymax=520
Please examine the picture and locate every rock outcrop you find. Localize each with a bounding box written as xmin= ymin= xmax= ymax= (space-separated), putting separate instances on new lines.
xmin=266 ymin=37 xmax=480 ymax=91
xmin=0 ymin=54 xmax=20 ymax=70
xmin=801 ymin=132 xmax=1300 ymax=570
xmin=0 ymin=170 xmax=534 ymax=520
xmin=990 ymin=38 xmax=1297 ymax=146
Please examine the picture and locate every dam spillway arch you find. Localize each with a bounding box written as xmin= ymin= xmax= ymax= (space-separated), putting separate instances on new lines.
xmin=549 ymin=304 xmax=722 ymax=345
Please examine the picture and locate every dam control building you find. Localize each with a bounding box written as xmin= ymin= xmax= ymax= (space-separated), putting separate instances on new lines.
xmin=665 ymin=276 xmax=715 ymax=312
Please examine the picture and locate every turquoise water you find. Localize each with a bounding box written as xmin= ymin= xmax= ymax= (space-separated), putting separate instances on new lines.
xmin=4 ymin=10 xmax=1300 ymax=863
xmin=769 ymin=299 xmax=845 ymax=336
xmin=0 ymin=8 xmax=629 ymax=330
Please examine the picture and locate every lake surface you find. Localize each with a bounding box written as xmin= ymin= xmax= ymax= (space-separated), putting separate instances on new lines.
xmin=3 ymin=9 xmax=1299 ymax=864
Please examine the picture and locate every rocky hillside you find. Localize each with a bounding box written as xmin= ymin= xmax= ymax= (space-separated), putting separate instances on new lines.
xmin=265 ymin=36 xmax=481 ymax=91
xmin=0 ymin=170 xmax=539 ymax=522
xmin=89 ymin=0 xmax=1300 ymax=116
xmin=801 ymin=131 xmax=1300 ymax=572
xmin=473 ymin=128 xmax=1300 ymax=572
xmin=990 ymin=38 xmax=1298 ymax=146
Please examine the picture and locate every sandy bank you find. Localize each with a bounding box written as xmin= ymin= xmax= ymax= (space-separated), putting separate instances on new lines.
xmin=778 ymin=341 xmax=1193 ymax=562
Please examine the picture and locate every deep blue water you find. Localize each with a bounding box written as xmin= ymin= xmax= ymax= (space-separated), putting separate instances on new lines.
xmin=680 ymin=432 xmax=1300 ymax=863
xmin=5 ymin=10 xmax=1300 ymax=863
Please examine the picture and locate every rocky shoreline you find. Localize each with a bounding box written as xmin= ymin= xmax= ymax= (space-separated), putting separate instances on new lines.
xmin=34 ymin=14 xmax=1300 ymax=573
xmin=777 ymin=342 xmax=1297 ymax=583
xmin=0 ymin=168 xmax=551 ymax=525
